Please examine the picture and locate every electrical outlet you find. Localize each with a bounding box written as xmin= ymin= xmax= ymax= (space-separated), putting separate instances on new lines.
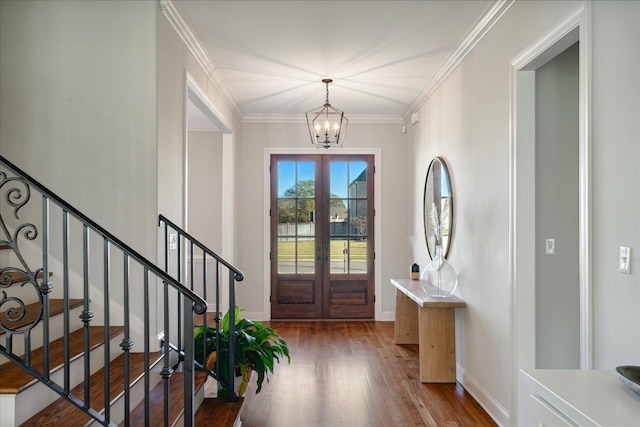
xmin=545 ymin=238 xmax=555 ymax=255
xmin=169 ymin=233 xmax=177 ymax=250
xmin=619 ymin=246 xmax=631 ymax=274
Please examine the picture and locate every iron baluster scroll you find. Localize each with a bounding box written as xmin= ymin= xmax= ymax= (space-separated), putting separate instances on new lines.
xmin=0 ymin=171 xmax=48 ymax=355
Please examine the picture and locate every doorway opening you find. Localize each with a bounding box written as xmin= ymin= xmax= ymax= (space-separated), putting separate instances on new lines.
xmin=534 ymin=41 xmax=580 ymax=369
xmin=509 ymin=6 xmax=592 ymax=423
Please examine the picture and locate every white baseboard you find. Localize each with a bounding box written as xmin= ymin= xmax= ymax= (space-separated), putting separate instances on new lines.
xmin=457 ymin=364 xmax=510 ymax=427
xmin=380 ymin=310 xmax=395 ymax=321
xmin=239 ymin=311 xmax=266 ymax=321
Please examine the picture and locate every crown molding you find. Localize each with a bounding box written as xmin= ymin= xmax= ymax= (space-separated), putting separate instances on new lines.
xmin=241 ymin=114 xmax=405 ymax=125
xmin=403 ymin=0 xmax=515 ymax=120
xmin=159 ymin=0 xmax=244 ymax=122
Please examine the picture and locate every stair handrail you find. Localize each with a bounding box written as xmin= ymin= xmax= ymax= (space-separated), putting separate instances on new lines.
xmin=0 ymin=155 xmax=207 ymax=313
xmin=158 ymin=214 xmax=243 ymax=282
xmin=158 ymin=214 xmax=244 ymax=402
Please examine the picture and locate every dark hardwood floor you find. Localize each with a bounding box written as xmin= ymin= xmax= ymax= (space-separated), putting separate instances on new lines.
xmin=238 ymin=321 xmax=496 ymax=427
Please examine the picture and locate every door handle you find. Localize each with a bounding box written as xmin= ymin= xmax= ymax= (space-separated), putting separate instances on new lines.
xmin=324 ymin=240 xmax=329 ymax=261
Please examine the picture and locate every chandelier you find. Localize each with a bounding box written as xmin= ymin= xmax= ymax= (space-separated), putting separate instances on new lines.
xmin=306 ymin=79 xmax=348 ymax=148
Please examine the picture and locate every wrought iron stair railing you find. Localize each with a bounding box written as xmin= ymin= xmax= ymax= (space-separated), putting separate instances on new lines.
xmin=158 ymin=214 xmax=244 ymax=401
xmin=0 ymin=155 xmax=230 ymax=426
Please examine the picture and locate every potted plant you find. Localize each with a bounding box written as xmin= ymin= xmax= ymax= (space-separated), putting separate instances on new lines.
xmin=194 ymin=306 xmax=290 ymax=397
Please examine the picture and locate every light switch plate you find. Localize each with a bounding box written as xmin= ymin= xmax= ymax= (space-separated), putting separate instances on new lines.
xmin=619 ymin=246 xmax=631 ymax=274
xmin=545 ymin=238 xmax=555 ymax=255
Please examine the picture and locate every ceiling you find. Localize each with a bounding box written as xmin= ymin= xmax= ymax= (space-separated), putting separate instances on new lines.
xmin=172 ymin=0 xmax=495 ymax=122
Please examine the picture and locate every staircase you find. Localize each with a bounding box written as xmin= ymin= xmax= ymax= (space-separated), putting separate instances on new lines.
xmin=0 ymin=156 xmax=245 ymax=426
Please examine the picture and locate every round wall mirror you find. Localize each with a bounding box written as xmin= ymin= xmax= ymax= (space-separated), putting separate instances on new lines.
xmin=423 ymin=157 xmax=453 ymax=259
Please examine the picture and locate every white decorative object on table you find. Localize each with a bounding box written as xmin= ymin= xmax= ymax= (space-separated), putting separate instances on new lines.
xmin=421 ymin=244 xmax=457 ymax=298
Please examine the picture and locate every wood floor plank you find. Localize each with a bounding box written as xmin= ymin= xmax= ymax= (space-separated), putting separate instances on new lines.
xmin=0 ymin=325 xmax=123 ymax=393
xmin=0 ymin=298 xmax=83 ymax=336
xmin=238 ymin=321 xmax=497 ymax=427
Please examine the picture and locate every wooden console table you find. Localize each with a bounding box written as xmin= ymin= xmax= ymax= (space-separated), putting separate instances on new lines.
xmin=391 ymin=278 xmax=466 ymax=383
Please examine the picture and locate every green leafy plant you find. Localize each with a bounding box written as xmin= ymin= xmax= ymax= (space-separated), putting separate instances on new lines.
xmin=194 ymin=306 xmax=290 ymax=397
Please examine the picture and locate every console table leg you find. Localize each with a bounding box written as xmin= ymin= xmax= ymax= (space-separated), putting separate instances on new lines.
xmin=418 ymin=307 xmax=456 ymax=383
xmin=394 ymin=290 xmax=419 ymax=344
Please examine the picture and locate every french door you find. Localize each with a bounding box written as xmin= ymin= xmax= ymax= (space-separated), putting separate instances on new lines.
xmin=270 ymin=154 xmax=374 ymax=319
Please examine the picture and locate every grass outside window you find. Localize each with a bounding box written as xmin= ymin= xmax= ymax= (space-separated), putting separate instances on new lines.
xmin=277 ymin=240 xmax=367 ymax=261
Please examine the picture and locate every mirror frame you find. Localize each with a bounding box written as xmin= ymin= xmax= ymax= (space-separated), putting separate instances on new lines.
xmin=423 ymin=156 xmax=453 ymax=259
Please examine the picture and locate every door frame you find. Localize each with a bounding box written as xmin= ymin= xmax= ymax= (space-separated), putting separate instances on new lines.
xmin=183 ymin=71 xmax=236 ymax=313
xmin=508 ymin=4 xmax=592 ymax=424
xmin=263 ymin=147 xmax=382 ymax=320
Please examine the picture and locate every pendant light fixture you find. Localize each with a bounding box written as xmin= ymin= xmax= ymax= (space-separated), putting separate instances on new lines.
xmin=306 ymin=79 xmax=348 ymax=148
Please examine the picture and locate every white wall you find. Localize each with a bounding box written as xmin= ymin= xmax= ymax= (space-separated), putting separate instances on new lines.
xmin=0 ymin=0 xmax=158 ymax=258
xmin=0 ymin=0 xmax=160 ymax=353
xmin=187 ymin=130 xmax=223 ymax=251
xmin=591 ymin=0 xmax=640 ymax=369
xmin=235 ymin=122 xmax=408 ymax=318
xmin=534 ymin=43 xmax=580 ymax=369
xmin=408 ymin=1 xmax=639 ymax=424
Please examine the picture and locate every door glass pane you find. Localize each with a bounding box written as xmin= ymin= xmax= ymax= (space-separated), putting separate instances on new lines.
xmin=329 ymin=161 xmax=348 ymax=199
xmin=278 ymin=162 xmax=295 ymax=197
xmin=297 ymin=161 xmax=315 ymax=196
xmin=277 ymin=160 xmax=315 ymax=275
xmin=329 ymin=196 xmax=348 ymax=274
xmin=297 ymin=200 xmax=315 ymax=234
xmin=330 ymin=238 xmax=349 ymax=274
xmin=296 ymin=238 xmax=315 ymax=273
xmin=296 ymin=199 xmax=315 ymax=273
xmin=349 ymin=236 xmax=367 ymax=273
xmin=349 ymin=200 xmax=367 ymax=238
xmin=277 ymin=237 xmax=294 ymax=274
xmin=348 ymin=161 xmax=367 ymax=198
xmin=329 ymin=198 xmax=348 ymax=226
xmin=277 ymin=199 xmax=296 ymax=231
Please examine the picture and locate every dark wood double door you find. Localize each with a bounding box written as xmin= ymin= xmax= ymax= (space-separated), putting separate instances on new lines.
xmin=270 ymin=154 xmax=374 ymax=319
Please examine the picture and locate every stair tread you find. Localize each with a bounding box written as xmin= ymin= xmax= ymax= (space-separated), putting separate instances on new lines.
xmin=125 ymin=370 xmax=208 ymax=426
xmin=22 ymin=351 xmax=163 ymax=426
xmin=0 ymin=298 xmax=83 ymax=337
xmin=195 ymin=396 xmax=245 ymax=427
xmin=0 ymin=325 xmax=124 ymax=393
